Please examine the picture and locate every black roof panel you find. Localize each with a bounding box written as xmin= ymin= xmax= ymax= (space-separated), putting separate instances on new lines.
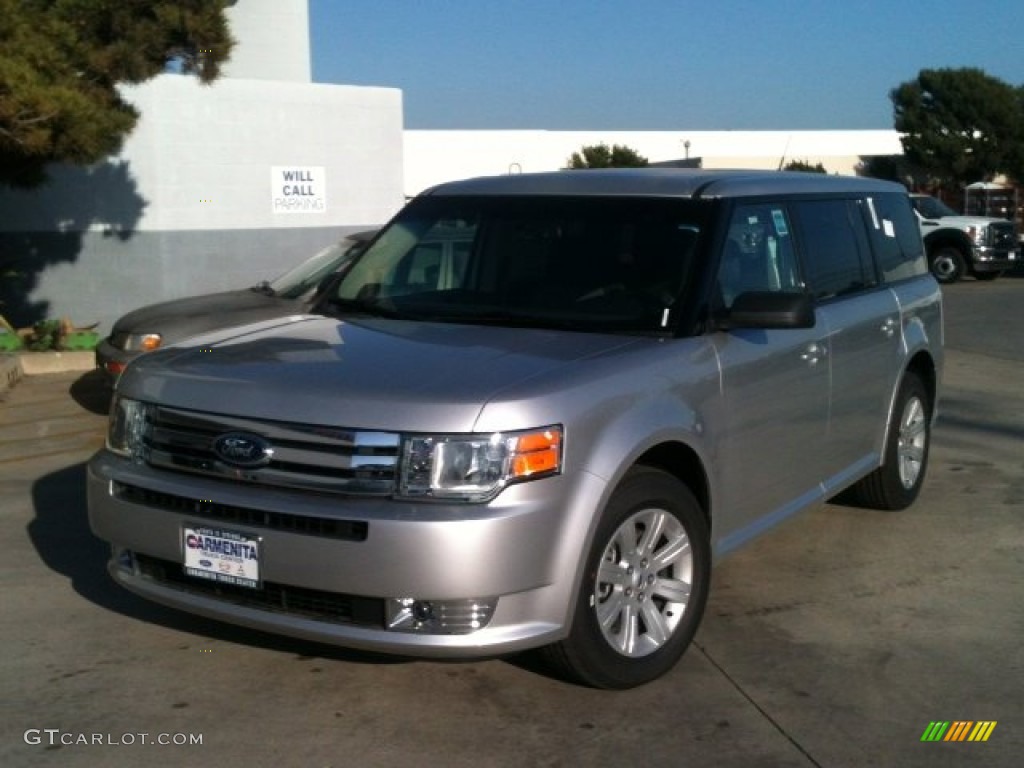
xmin=423 ymin=168 xmax=905 ymax=200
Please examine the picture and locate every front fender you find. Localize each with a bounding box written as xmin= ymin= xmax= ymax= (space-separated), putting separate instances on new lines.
xmin=923 ymin=228 xmax=973 ymax=257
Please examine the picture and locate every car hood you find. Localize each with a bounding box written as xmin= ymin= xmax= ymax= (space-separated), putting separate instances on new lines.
xmin=110 ymin=289 xmax=300 ymax=345
xmin=925 ymin=215 xmax=1009 ymax=227
xmin=118 ymin=315 xmax=646 ymax=432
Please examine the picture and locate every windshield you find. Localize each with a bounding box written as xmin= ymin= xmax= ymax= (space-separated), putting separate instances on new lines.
xmin=911 ymin=196 xmax=958 ymax=219
xmin=322 ymin=196 xmax=705 ymax=334
xmin=267 ymin=234 xmax=372 ymax=299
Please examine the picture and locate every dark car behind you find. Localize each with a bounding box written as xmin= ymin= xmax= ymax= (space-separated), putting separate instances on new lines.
xmin=96 ymin=230 xmax=376 ymax=380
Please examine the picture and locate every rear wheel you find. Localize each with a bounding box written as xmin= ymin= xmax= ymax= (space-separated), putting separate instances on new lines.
xmin=542 ymin=467 xmax=710 ymax=689
xmin=844 ymin=372 xmax=931 ymax=510
xmin=929 ymin=246 xmax=965 ymax=284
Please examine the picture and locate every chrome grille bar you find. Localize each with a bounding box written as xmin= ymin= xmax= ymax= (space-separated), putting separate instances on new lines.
xmin=144 ymin=405 xmax=400 ymax=495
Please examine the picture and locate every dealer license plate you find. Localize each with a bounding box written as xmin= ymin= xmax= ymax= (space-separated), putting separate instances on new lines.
xmin=183 ymin=525 xmax=261 ymax=589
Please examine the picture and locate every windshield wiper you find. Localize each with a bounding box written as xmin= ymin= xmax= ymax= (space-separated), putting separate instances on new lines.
xmin=423 ymin=309 xmax=600 ymax=332
xmin=321 ymin=296 xmax=409 ymax=319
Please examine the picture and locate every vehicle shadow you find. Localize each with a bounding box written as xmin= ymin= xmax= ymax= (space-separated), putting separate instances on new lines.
xmin=68 ymin=369 xmax=112 ymax=415
xmin=25 ymin=461 xmax=409 ymax=668
xmin=935 ymin=397 xmax=1024 ymax=441
xmin=0 ymin=160 xmax=147 ymax=328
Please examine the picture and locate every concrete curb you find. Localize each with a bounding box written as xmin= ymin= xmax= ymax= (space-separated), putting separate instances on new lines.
xmin=0 ymin=350 xmax=95 ymax=396
xmin=0 ymin=354 xmax=20 ymax=396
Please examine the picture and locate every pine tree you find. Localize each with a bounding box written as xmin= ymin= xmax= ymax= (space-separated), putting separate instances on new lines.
xmin=0 ymin=0 xmax=234 ymax=187
xmin=566 ymin=143 xmax=649 ymax=169
xmin=891 ymin=68 xmax=1024 ymax=187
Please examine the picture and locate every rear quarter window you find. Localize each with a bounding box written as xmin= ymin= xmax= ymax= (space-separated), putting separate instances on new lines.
xmin=867 ymin=193 xmax=928 ymax=282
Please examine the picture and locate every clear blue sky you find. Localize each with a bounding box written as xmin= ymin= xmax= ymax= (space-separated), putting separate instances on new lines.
xmin=309 ymin=0 xmax=1024 ymax=131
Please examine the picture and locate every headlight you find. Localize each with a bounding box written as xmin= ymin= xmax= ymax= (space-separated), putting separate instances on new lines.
xmin=964 ymin=226 xmax=985 ymax=246
xmin=106 ymin=395 xmax=151 ymax=461
xmin=119 ymin=333 xmax=162 ymax=352
xmin=399 ymin=426 xmax=562 ymax=501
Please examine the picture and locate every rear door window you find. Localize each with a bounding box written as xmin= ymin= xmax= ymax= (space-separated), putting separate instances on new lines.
xmin=793 ymin=199 xmax=874 ymax=300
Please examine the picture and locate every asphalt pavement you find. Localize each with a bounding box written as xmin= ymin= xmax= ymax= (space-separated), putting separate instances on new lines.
xmin=1 ymin=279 xmax=1021 ymax=768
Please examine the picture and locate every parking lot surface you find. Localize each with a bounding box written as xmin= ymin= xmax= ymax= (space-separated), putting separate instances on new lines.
xmin=1 ymin=280 xmax=1022 ymax=768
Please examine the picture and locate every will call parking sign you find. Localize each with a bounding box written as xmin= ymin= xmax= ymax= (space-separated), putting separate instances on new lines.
xmin=271 ymin=166 xmax=326 ymax=213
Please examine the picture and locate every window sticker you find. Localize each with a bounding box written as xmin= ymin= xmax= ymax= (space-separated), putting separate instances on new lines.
xmin=882 ymin=218 xmax=896 ymax=238
xmin=771 ymin=209 xmax=789 ymax=236
xmin=747 ymin=215 xmax=760 ymax=225
xmin=865 ymin=197 xmax=880 ymax=229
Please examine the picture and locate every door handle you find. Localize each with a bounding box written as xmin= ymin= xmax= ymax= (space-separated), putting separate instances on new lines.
xmin=881 ymin=317 xmax=898 ymax=338
xmin=800 ymin=342 xmax=826 ymax=365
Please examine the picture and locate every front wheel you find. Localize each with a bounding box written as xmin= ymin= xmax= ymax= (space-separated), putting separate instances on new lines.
xmin=542 ymin=467 xmax=710 ymax=689
xmin=929 ymin=247 xmax=966 ymax=284
xmin=844 ymin=372 xmax=931 ymax=510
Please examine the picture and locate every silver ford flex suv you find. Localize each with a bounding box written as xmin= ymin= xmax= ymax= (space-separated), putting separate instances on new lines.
xmin=88 ymin=170 xmax=943 ymax=688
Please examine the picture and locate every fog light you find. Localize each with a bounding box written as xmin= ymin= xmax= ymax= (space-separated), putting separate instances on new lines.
xmin=113 ymin=546 xmax=136 ymax=574
xmin=386 ymin=596 xmax=497 ymax=634
xmin=412 ymin=600 xmax=434 ymax=623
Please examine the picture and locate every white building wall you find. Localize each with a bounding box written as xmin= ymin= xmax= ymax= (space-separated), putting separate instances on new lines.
xmin=117 ymin=75 xmax=404 ymax=231
xmin=404 ymin=130 xmax=904 ymax=197
xmin=223 ymin=0 xmax=311 ymax=83
xmin=0 ymin=0 xmax=410 ymax=332
xmin=0 ymin=76 xmax=405 ymax=235
xmin=0 ymin=74 xmax=404 ymax=332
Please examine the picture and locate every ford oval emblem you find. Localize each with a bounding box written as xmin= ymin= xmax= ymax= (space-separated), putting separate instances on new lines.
xmin=212 ymin=432 xmax=273 ymax=468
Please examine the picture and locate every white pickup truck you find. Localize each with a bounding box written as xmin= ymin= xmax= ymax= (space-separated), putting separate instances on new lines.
xmin=910 ymin=194 xmax=1020 ymax=283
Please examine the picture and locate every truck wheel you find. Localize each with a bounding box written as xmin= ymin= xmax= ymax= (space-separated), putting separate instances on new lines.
xmin=843 ymin=372 xmax=931 ymax=510
xmin=929 ymin=247 xmax=965 ymax=283
xmin=541 ymin=467 xmax=710 ymax=689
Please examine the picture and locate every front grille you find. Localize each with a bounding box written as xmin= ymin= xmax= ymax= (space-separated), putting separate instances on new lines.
xmin=115 ymin=483 xmax=368 ymax=541
xmin=987 ymin=222 xmax=1016 ymax=249
xmin=135 ymin=554 xmax=385 ymax=628
xmin=142 ymin=406 xmax=400 ymax=495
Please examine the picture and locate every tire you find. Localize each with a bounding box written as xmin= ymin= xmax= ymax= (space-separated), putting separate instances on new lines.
xmin=973 ymin=271 xmax=1001 ymax=281
xmin=929 ymin=246 xmax=966 ymax=284
xmin=542 ymin=467 xmax=710 ymax=689
xmin=844 ymin=372 xmax=931 ymax=510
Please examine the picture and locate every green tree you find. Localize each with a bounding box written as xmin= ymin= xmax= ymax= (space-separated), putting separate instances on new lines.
xmin=0 ymin=0 xmax=234 ymax=188
xmin=890 ymin=67 xmax=1024 ymax=187
xmin=1006 ymin=85 xmax=1024 ymax=184
xmin=783 ymin=159 xmax=827 ymax=174
xmin=567 ymin=143 xmax=649 ymax=169
xmin=856 ymin=154 xmax=905 ymax=183
xmin=856 ymin=154 xmax=936 ymax=190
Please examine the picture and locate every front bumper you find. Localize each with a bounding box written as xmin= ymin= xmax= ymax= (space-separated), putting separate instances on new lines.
xmin=87 ymin=450 xmax=604 ymax=657
xmin=971 ymin=246 xmax=1020 ymax=273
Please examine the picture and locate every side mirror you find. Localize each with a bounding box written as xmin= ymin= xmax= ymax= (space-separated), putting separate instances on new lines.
xmin=717 ymin=291 xmax=815 ymax=330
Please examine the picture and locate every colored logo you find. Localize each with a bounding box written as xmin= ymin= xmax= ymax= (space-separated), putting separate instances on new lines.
xmin=921 ymin=721 xmax=997 ymax=742
xmin=212 ymin=433 xmax=273 ymax=468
